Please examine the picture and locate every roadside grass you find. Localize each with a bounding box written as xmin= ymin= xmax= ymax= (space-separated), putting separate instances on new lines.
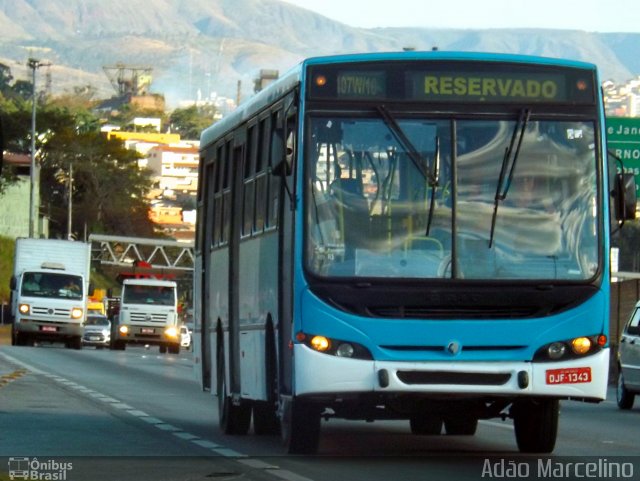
xmin=0 ymin=236 xmax=14 ymax=305
xmin=0 ymin=324 xmax=10 ymax=345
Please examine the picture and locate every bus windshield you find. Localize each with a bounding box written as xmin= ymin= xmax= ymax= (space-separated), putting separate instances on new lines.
xmin=305 ymin=114 xmax=598 ymax=280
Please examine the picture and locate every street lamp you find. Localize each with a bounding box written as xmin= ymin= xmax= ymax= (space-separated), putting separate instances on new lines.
xmin=27 ymin=57 xmax=51 ymax=238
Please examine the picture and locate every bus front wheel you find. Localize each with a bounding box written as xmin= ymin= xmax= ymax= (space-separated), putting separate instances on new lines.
xmin=409 ymin=414 xmax=443 ymax=435
xmin=512 ymin=398 xmax=558 ymax=453
xmin=281 ymin=397 xmax=321 ymax=454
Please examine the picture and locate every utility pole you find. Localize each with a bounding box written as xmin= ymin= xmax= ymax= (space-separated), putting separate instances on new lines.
xmin=67 ymin=162 xmax=73 ymax=240
xmin=27 ymin=57 xmax=51 ymax=238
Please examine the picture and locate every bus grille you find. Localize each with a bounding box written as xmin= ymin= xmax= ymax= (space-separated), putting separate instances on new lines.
xmin=397 ymin=371 xmax=511 ymax=386
xmin=366 ymin=306 xmax=538 ymax=319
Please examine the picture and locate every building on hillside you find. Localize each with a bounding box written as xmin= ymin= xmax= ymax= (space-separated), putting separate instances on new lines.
xmin=0 ymin=153 xmax=48 ymax=239
xmin=146 ymin=144 xmax=199 ymax=196
xmin=145 ymin=144 xmax=199 ymax=241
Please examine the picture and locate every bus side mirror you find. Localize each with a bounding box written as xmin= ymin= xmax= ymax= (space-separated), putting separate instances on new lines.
xmin=107 ymin=288 xmax=113 ymax=298
xmin=88 ymin=283 xmax=95 ymax=296
xmin=270 ymin=127 xmax=291 ymax=176
xmin=9 ymin=276 xmax=16 ymax=290
xmin=613 ymin=172 xmax=636 ymax=221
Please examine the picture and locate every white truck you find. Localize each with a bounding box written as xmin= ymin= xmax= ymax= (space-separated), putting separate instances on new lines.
xmin=110 ymin=278 xmax=181 ymax=354
xmin=10 ymin=238 xmax=92 ymax=349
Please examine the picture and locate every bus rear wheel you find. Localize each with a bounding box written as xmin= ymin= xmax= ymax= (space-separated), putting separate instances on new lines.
xmin=409 ymin=414 xmax=443 ymax=435
xmin=444 ymin=416 xmax=478 ymax=436
xmin=281 ymin=397 xmax=321 ymax=454
xmin=512 ymin=398 xmax=558 ymax=453
xmin=217 ymin=344 xmax=250 ymax=435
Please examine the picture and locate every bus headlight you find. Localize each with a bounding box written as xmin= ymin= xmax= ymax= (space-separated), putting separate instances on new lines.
xmin=165 ymin=326 xmax=179 ymax=338
xmin=571 ymin=337 xmax=592 ymax=355
xmin=19 ymin=304 xmax=30 ymax=315
xmin=296 ymin=331 xmax=372 ymax=360
xmin=534 ymin=334 xmax=605 ymax=362
xmin=119 ymin=325 xmax=129 ymax=335
xmin=547 ymin=342 xmax=566 ymax=360
xmin=71 ymin=307 xmax=84 ymax=320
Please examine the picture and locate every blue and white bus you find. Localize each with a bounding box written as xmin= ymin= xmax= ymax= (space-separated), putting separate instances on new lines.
xmin=193 ymin=51 xmax=635 ymax=454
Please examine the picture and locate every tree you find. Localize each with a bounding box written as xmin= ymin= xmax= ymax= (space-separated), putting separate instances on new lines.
xmin=168 ymin=104 xmax=218 ymax=140
xmin=38 ymin=106 xmax=158 ymax=238
xmin=1 ymin=74 xmax=160 ymax=239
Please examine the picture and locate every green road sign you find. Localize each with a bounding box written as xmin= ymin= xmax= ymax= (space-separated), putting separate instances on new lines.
xmin=606 ymin=117 xmax=640 ymax=198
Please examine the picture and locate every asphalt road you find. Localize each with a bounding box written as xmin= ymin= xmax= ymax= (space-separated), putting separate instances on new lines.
xmin=1 ymin=343 xmax=639 ymax=481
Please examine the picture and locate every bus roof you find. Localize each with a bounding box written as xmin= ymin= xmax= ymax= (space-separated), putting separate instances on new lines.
xmin=200 ymin=51 xmax=598 ymax=149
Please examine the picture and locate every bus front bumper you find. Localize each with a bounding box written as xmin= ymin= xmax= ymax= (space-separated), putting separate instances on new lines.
xmin=294 ymin=344 xmax=609 ymax=401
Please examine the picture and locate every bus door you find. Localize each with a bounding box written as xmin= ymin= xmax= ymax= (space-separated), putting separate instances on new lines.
xmin=275 ymin=100 xmax=298 ymax=396
xmin=199 ymin=158 xmax=215 ymax=390
xmin=228 ymin=136 xmax=246 ymax=397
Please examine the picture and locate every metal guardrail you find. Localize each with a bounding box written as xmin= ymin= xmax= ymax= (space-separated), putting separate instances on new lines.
xmin=89 ymin=234 xmax=194 ymax=271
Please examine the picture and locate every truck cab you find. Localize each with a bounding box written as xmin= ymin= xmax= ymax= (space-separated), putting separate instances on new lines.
xmin=110 ymin=279 xmax=180 ymax=354
xmin=10 ymin=239 xmax=91 ymax=350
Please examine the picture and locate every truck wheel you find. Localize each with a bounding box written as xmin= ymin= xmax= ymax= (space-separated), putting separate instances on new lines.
xmin=66 ymin=337 xmax=82 ymax=350
xmin=168 ymin=344 xmax=180 ymax=355
xmin=512 ymin=398 xmax=558 ymax=453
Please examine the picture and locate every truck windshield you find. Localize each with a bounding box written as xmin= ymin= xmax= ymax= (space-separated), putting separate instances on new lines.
xmin=21 ymin=272 xmax=83 ymax=300
xmin=122 ymin=286 xmax=175 ymax=306
xmin=305 ymin=115 xmax=599 ymax=280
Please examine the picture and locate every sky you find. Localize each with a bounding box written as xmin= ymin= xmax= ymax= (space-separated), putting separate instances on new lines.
xmin=280 ymin=0 xmax=639 ymax=33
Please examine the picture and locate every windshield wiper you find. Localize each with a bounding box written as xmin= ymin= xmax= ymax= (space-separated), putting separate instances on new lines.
xmin=488 ymin=109 xmax=531 ymax=248
xmin=376 ymin=105 xmax=435 ymax=185
xmin=376 ymin=105 xmax=441 ymax=236
xmin=425 ymin=136 xmax=440 ymax=236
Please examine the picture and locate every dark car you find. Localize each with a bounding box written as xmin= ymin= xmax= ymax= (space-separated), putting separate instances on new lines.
xmin=617 ymin=301 xmax=640 ymax=409
xmin=82 ymin=314 xmax=111 ymax=349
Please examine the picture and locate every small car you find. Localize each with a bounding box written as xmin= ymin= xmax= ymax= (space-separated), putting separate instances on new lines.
xmin=617 ymin=301 xmax=640 ymax=409
xmin=82 ymin=314 xmax=111 ymax=349
xmin=180 ymin=324 xmax=191 ymax=349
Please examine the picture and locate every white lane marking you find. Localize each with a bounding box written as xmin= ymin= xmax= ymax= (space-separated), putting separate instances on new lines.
xmin=192 ymin=440 xmax=221 ymax=449
xmin=126 ymin=409 xmax=150 ymax=417
xmin=140 ymin=416 xmax=164 ymax=425
xmin=155 ymin=423 xmax=181 ymax=432
xmin=0 ymin=351 xmax=320 ymax=480
xmin=238 ymin=459 xmax=279 ymax=469
xmin=269 ymin=470 xmax=318 ymax=481
xmin=211 ymin=448 xmax=246 ymax=458
xmin=479 ymin=420 xmax=514 ymax=431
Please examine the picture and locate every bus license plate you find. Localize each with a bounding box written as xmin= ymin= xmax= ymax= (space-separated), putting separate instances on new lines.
xmin=41 ymin=325 xmax=57 ymax=332
xmin=141 ymin=328 xmax=155 ymax=334
xmin=546 ymin=367 xmax=591 ymax=384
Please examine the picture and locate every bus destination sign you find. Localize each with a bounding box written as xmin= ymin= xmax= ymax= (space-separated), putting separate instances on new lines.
xmin=411 ymin=72 xmax=567 ymax=103
xmin=308 ymin=62 xmax=595 ymax=105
